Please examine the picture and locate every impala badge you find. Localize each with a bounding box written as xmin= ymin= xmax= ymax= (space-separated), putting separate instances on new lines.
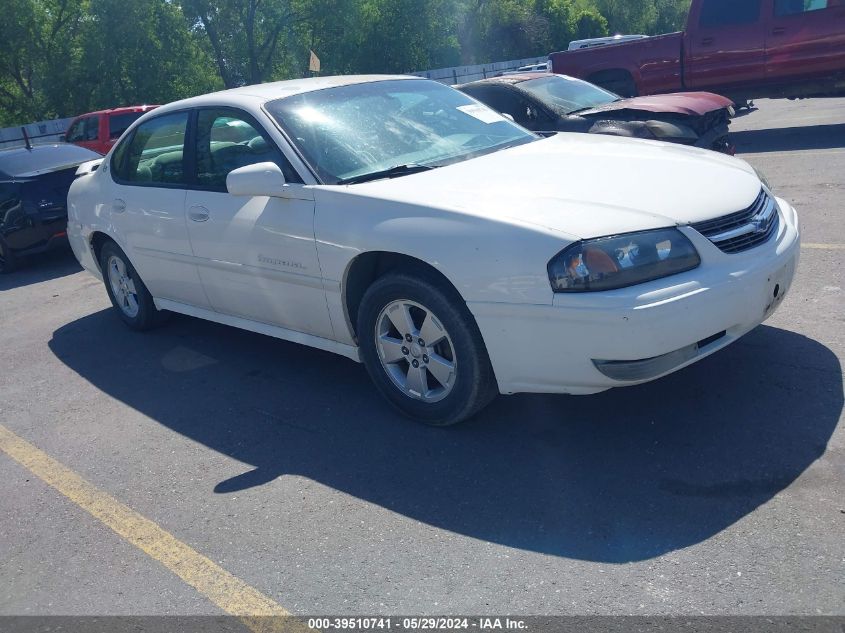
xmin=258 ymin=254 xmax=306 ymax=270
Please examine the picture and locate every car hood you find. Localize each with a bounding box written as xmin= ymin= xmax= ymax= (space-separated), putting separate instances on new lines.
xmin=346 ymin=133 xmax=762 ymax=240
xmin=578 ymin=92 xmax=734 ymax=117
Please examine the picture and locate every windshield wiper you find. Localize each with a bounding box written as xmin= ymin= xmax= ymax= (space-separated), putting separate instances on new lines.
xmin=337 ymin=163 xmax=435 ymax=185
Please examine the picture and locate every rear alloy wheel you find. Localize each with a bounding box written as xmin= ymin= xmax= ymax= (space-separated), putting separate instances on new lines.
xmin=99 ymin=241 xmax=166 ymax=331
xmin=358 ymin=271 xmax=497 ymax=426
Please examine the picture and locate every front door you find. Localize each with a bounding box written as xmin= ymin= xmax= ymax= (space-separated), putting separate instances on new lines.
xmin=183 ymin=108 xmax=333 ymax=339
xmin=66 ymin=115 xmax=102 ymax=154
xmin=767 ymin=0 xmax=845 ymax=86
xmin=686 ymin=0 xmax=768 ymax=92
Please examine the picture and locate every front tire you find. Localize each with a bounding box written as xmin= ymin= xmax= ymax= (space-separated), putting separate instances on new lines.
xmin=99 ymin=240 xmax=165 ymax=331
xmin=357 ymin=271 xmax=498 ymax=426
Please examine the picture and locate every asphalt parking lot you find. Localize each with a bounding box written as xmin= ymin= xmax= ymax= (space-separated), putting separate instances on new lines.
xmin=1 ymin=97 xmax=843 ymax=618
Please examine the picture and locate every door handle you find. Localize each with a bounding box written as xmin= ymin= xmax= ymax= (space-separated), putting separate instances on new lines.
xmin=701 ymin=37 xmax=714 ymax=46
xmin=772 ymin=27 xmax=786 ymax=36
xmin=188 ymin=205 xmax=210 ymax=223
xmin=112 ymin=199 xmax=126 ymax=214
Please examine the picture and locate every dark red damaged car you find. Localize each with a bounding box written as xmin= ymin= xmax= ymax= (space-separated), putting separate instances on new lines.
xmin=458 ymin=72 xmax=735 ymax=154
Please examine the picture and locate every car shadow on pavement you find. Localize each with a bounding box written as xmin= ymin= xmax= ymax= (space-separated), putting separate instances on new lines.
xmin=49 ymin=311 xmax=842 ymax=563
xmin=733 ymin=123 xmax=845 ymax=154
xmin=0 ymin=248 xmax=82 ymax=291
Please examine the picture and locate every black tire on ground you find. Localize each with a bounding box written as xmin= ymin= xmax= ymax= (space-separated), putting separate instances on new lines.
xmin=357 ymin=270 xmax=498 ymax=426
xmin=99 ymin=240 xmax=166 ymax=331
xmin=0 ymin=236 xmax=18 ymax=274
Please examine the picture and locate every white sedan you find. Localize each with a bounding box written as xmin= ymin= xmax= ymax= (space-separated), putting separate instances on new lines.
xmin=67 ymin=75 xmax=800 ymax=426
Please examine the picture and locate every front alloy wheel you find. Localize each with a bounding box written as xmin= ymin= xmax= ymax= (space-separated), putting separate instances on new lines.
xmin=358 ymin=271 xmax=497 ymax=426
xmin=375 ymin=300 xmax=457 ymax=403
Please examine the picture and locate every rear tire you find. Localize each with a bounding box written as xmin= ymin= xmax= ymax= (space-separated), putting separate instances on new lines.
xmin=357 ymin=271 xmax=498 ymax=426
xmin=99 ymin=240 xmax=166 ymax=331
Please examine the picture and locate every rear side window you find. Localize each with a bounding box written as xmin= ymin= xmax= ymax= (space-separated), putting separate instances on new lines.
xmin=194 ymin=108 xmax=301 ymax=190
xmin=113 ymin=112 xmax=189 ymax=186
xmin=109 ymin=112 xmax=144 ymax=139
xmin=700 ymin=0 xmax=762 ymax=26
xmin=775 ymin=0 xmax=829 ymax=16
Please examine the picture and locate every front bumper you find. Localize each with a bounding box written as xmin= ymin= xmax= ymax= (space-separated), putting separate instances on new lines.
xmin=470 ymin=197 xmax=800 ymax=395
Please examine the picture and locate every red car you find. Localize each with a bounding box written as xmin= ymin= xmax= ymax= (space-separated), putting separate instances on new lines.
xmin=63 ymin=105 xmax=159 ymax=155
xmin=549 ymin=0 xmax=845 ymax=101
xmin=459 ymin=73 xmax=736 ymax=154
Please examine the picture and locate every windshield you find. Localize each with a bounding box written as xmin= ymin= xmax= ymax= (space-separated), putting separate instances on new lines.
xmin=518 ymin=75 xmax=619 ymax=115
xmin=265 ymin=79 xmax=536 ymax=184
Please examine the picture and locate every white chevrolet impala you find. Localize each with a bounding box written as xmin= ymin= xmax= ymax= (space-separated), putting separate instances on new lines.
xmin=67 ymin=76 xmax=800 ymax=425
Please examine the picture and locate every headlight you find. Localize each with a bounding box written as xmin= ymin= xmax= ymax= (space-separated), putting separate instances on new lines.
xmin=753 ymin=166 xmax=773 ymax=192
xmin=547 ymin=228 xmax=701 ymax=293
xmin=645 ymin=120 xmax=699 ymax=141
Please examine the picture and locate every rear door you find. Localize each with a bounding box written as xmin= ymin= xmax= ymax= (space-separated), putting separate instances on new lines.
xmin=686 ymin=0 xmax=768 ymax=91
xmin=767 ymin=0 xmax=845 ymax=85
xmin=183 ymin=107 xmax=332 ymax=338
xmin=108 ymin=110 xmax=210 ymax=308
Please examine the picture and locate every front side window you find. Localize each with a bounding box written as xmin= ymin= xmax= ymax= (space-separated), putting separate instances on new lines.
xmin=113 ymin=111 xmax=189 ymax=185
xmin=84 ymin=116 xmax=101 ymax=141
xmin=65 ymin=119 xmax=85 ymax=143
xmin=775 ymin=0 xmax=829 ymax=16
xmin=700 ymin=0 xmax=762 ymax=26
xmin=195 ymin=109 xmax=301 ymax=190
xmin=265 ymin=79 xmax=536 ymax=184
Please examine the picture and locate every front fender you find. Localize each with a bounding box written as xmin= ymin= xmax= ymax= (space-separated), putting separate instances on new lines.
xmin=313 ymin=189 xmax=571 ymax=346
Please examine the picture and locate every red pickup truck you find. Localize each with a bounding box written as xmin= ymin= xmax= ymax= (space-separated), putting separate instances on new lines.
xmin=549 ymin=0 xmax=845 ymax=101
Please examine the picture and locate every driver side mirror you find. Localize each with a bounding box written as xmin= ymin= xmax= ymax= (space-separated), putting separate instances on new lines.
xmin=226 ymin=162 xmax=288 ymax=197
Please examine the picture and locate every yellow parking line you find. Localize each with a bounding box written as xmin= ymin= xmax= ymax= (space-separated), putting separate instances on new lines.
xmin=803 ymin=243 xmax=845 ymax=250
xmin=0 ymin=424 xmax=297 ymax=632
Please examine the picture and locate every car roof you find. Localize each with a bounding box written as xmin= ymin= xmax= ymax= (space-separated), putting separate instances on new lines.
xmin=70 ymin=105 xmax=160 ymax=120
xmin=152 ymin=75 xmax=421 ymax=116
xmin=0 ymin=143 xmax=102 ymax=178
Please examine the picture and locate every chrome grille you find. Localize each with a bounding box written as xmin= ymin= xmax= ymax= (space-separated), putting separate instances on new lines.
xmin=691 ymin=190 xmax=779 ymax=254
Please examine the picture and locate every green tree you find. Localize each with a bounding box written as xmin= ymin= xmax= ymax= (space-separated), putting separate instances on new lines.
xmin=653 ymin=0 xmax=692 ymax=33
xmin=181 ymin=0 xmax=312 ymax=88
xmin=591 ymin=0 xmax=657 ymax=34
xmin=304 ymin=0 xmax=461 ymax=74
xmin=0 ymin=0 xmax=87 ymax=124
xmin=79 ymin=0 xmax=219 ymax=112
